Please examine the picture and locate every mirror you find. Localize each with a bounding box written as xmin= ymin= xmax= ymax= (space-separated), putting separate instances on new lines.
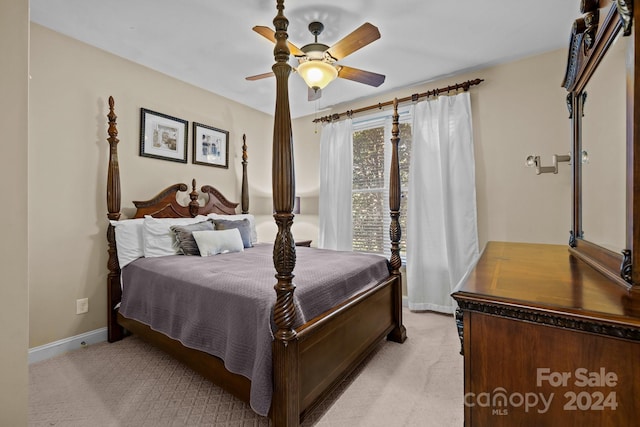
xmin=581 ymin=32 xmax=627 ymax=253
xmin=563 ymin=0 xmax=638 ymax=290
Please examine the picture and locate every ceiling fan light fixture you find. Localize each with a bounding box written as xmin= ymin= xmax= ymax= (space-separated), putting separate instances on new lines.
xmin=297 ymin=60 xmax=338 ymax=91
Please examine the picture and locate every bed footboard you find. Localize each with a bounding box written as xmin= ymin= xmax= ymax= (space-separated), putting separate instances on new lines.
xmin=296 ymin=275 xmax=400 ymax=418
xmin=271 ymin=273 xmax=403 ymax=426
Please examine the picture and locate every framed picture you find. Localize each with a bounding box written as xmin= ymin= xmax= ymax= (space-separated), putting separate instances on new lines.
xmin=139 ymin=108 xmax=188 ymax=163
xmin=192 ymin=122 xmax=229 ymax=168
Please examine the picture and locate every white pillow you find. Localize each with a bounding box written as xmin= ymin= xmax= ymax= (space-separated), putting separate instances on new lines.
xmin=192 ymin=229 xmax=244 ymax=256
xmin=208 ymin=213 xmax=257 ymax=244
xmin=142 ymin=215 xmax=208 ymax=258
xmin=110 ymin=218 xmax=145 ymax=268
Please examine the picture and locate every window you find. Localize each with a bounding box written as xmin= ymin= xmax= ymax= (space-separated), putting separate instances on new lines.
xmin=352 ymin=112 xmax=412 ymax=259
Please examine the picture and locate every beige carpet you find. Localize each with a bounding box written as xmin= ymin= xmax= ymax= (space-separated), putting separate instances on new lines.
xmin=29 ymin=309 xmax=463 ymax=426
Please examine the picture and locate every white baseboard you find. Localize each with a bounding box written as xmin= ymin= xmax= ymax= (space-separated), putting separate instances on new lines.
xmin=402 ymin=295 xmax=409 ymax=307
xmin=28 ymin=327 xmax=108 ymax=364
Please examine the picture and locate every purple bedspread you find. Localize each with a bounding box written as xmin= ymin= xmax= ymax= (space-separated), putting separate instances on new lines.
xmin=119 ymin=244 xmax=390 ymax=416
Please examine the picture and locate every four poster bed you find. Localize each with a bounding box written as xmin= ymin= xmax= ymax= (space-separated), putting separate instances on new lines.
xmin=105 ymin=1 xmax=406 ymax=425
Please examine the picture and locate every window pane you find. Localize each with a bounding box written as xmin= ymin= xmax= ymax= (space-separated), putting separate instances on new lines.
xmin=353 ymin=191 xmax=384 ymax=253
xmin=398 ymin=122 xmax=411 ymax=259
xmin=352 ymin=118 xmax=411 ymax=256
xmin=353 ymin=126 xmax=385 ymax=190
xmin=399 ymin=122 xmax=413 ymax=187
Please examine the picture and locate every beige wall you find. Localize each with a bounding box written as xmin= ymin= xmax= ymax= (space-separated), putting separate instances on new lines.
xmin=1 ymin=0 xmax=29 ymax=424
xmin=28 ymin=24 xmax=274 ymax=347
xmin=289 ymin=47 xmax=573 ymax=249
xmin=28 ymin=23 xmax=573 ymax=351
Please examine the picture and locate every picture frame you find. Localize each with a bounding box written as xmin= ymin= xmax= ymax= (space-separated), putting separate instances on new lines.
xmin=139 ymin=108 xmax=188 ymax=163
xmin=192 ymin=122 xmax=229 ymax=168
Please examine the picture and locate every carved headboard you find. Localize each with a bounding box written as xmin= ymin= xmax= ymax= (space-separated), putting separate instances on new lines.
xmin=131 ymin=179 xmax=238 ymax=219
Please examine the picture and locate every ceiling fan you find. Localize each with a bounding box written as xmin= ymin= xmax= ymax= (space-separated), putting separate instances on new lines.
xmin=246 ymin=21 xmax=385 ymax=101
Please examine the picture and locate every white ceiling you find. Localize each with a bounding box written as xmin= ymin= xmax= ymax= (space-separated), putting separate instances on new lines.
xmin=30 ymin=0 xmax=579 ymax=119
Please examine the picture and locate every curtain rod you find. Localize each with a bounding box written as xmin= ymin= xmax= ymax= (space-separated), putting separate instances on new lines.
xmin=312 ymin=78 xmax=484 ymax=123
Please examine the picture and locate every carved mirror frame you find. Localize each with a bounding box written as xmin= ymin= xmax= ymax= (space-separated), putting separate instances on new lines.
xmin=562 ymin=0 xmax=638 ymax=291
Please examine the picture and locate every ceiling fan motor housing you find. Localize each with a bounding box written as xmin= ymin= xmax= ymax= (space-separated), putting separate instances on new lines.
xmin=300 ymin=44 xmax=330 ymax=59
xmin=301 ymin=21 xmax=338 ymax=61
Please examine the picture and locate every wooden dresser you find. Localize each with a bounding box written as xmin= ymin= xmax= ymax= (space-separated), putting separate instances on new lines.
xmin=452 ymin=241 xmax=640 ymax=426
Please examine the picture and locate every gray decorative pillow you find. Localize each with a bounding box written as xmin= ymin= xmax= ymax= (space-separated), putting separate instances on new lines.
xmin=171 ymin=219 xmax=215 ymax=255
xmin=212 ymin=218 xmax=253 ymax=248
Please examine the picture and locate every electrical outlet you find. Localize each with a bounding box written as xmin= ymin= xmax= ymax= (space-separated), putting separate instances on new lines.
xmin=76 ymin=298 xmax=89 ymax=314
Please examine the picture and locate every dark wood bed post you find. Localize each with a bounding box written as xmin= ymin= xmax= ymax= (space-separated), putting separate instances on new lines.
xmin=106 ymin=96 xmax=125 ymax=343
xmin=270 ymin=1 xmax=299 ymax=425
xmin=388 ymin=98 xmax=407 ymax=343
xmin=241 ymin=134 xmax=249 ymax=214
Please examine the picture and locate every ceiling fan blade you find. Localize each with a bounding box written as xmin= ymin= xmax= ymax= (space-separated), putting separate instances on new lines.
xmin=245 ymin=71 xmax=275 ymax=81
xmin=338 ymin=65 xmax=385 ymax=87
xmin=327 ymin=23 xmax=381 ymax=60
xmin=252 ymin=26 xmax=304 ymax=56
xmin=308 ymin=87 xmax=322 ymax=101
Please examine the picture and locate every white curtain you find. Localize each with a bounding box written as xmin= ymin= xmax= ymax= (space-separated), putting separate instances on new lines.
xmin=407 ymin=92 xmax=479 ymax=313
xmin=318 ymin=119 xmax=354 ymax=250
